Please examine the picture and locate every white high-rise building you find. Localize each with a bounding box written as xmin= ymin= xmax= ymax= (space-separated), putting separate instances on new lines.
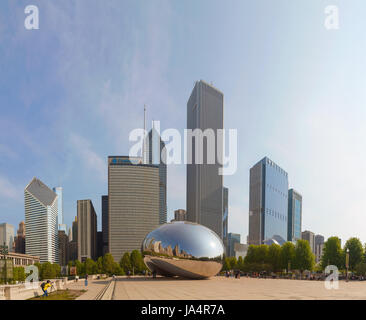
xmin=53 ymin=187 xmax=67 ymax=232
xmin=25 ymin=177 xmax=59 ymax=263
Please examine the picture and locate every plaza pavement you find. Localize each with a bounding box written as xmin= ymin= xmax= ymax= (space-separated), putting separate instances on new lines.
xmin=112 ymin=276 xmax=366 ymax=300
xmin=65 ymin=276 xmax=366 ymax=300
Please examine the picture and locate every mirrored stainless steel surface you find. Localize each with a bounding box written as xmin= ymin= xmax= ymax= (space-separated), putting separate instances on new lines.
xmin=142 ymin=221 xmax=224 ymax=279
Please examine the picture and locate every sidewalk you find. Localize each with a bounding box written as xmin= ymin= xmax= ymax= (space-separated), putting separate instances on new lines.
xmin=64 ymin=278 xmax=111 ymax=300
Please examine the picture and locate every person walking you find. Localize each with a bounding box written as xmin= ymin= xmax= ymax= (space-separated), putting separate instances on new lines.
xmin=41 ymin=280 xmax=52 ymax=297
xmin=85 ymin=274 xmax=88 ymax=287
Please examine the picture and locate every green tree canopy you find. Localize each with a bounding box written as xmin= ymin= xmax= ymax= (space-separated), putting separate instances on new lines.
xmin=120 ymin=252 xmax=132 ymax=273
xmin=75 ymin=260 xmax=84 ymax=276
xmin=96 ymin=257 xmax=103 ymax=274
xmin=103 ymin=253 xmax=115 ymax=275
xmin=344 ymin=237 xmax=364 ymax=270
xmin=268 ymin=244 xmax=282 ymax=272
xmin=222 ymin=257 xmax=231 ymax=271
xmin=41 ymin=262 xmax=56 ymax=280
xmin=280 ymin=242 xmax=295 ymax=272
xmin=84 ymin=258 xmax=96 ymax=275
xmin=130 ymin=250 xmax=145 ymax=274
xmin=321 ymin=236 xmax=343 ymax=269
xmin=294 ymin=240 xmax=315 ymax=272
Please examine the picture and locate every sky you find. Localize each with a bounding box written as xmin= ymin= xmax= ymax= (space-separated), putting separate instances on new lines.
xmin=0 ymin=0 xmax=365 ymax=245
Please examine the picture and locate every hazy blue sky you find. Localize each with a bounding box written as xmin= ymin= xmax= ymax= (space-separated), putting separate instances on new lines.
xmin=1 ymin=0 xmax=365 ymax=245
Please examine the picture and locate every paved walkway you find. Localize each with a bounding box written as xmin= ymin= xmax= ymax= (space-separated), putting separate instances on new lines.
xmin=112 ymin=276 xmax=366 ymax=300
xmin=64 ymin=278 xmax=111 ymax=300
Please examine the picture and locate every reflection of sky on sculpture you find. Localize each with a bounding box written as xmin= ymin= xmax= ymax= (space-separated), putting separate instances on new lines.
xmin=143 ymin=221 xmax=224 ymax=259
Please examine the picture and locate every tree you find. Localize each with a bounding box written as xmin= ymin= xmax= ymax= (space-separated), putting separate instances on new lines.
xmin=13 ymin=267 xmax=25 ymax=282
xmin=355 ymin=262 xmax=366 ymax=276
xmin=237 ymin=256 xmax=245 ymax=271
xmin=120 ymin=252 xmax=132 ymax=274
xmin=281 ymin=242 xmax=295 ymax=272
xmin=257 ymin=245 xmax=269 ymax=265
xmin=222 ymin=257 xmax=231 ymax=271
xmin=229 ymin=257 xmax=238 ymax=270
xmin=294 ymin=240 xmax=315 ymax=274
xmin=85 ymin=259 xmax=96 ymax=275
xmin=113 ymin=262 xmax=125 ymax=275
xmin=244 ymin=245 xmax=259 ymax=264
xmin=52 ymin=263 xmax=61 ymax=278
xmin=96 ymin=257 xmax=103 ymax=274
xmin=103 ymin=253 xmax=115 ymax=275
xmin=344 ymin=238 xmax=364 ymax=271
xmin=268 ymin=244 xmax=282 ymax=272
xmin=75 ymin=260 xmax=84 ymax=276
xmin=41 ymin=262 xmax=56 ymax=280
xmin=321 ymin=237 xmax=343 ymax=269
xmin=130 ymin=250 xmax=145 ymax=275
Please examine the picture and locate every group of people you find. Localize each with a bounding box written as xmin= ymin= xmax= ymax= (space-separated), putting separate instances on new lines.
xmin=225 ymin=270 xmax=241 ymax=279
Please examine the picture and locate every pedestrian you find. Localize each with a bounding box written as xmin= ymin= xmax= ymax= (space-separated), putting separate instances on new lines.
xmin=41 ymin=280 xmax=52 ymax=297
xmin=85 ymin=274 xmax=88 ymax=287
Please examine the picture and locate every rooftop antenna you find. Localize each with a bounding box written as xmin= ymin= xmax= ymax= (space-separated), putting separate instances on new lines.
xmin=143 ymin=105 xmax=147 ymax=164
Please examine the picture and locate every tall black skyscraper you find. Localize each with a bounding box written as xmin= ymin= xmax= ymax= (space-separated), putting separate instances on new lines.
xmin=102 ymin=195 xmax=109 ymax=255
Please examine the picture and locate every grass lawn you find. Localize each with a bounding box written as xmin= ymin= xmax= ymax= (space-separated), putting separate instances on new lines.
xmin=28 ymin=289 xmax=87 ymax=300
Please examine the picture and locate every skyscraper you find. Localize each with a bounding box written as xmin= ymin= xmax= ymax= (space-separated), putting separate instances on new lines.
xmin=174 ymin=209 xmax=187 ymax=221
xmin=53 ymin=187 xmax=67 ymax=232
xmin=148 ymin=121 xmax=167 ymax=225
xmin=0 ymin=223 xmax=14 ymax=252
xmin=248 ymin=157 xmax=289 ymax=245
xmin=24 ymin=177 xmax=58 ymax=263
xmin=302 ymin=230 xmax=315 ymax=254
xmin=222 ymin=187 xmax=229 ymax=253
xmin=287 ymin=189 xmax=302 ymax=242
xmin=58 ymin=230 xmax=68 ymax=266
xmin=228 ymin=233 xmax=240 ymax=257
xmin=186 ymin=80 xmax=224 ymax=238
xmin=77 ymin=200 xmax=97 ymax=262
xmin=15 ymin=221 xmax=26 ymax=254
xmin=101 ymin=195 xmax=109 ymax=255
xmin=315 ymin=234 xmax=324 ymax=262
xmin=108 ymin=156 xmax=159 ymax=262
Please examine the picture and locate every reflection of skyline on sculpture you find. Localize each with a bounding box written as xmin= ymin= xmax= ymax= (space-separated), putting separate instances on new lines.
xmin=142 ymin=221 xmax=224 ymax=279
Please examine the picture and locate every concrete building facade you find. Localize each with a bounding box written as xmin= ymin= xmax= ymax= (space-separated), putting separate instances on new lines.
xmin=148 ymin=121 xmax=167 ymax=225
xmin=302 ymin=230 xmax=315 ymax=254
xmin=0 ymin=223 xmax=14 ymax=253
xmin=58 ymin=230 xmax=68 ymax=266
xmin=108 ymin=156 xmax=159 ymax=262
xmin=77 ymin=200 xmax=97 ymax=262
xmin=101 ymin=195 xmax=109 ymax=255
xmin=223 ymin=187 xmax=228 ymax=254
xmin=174 ymin=209 xmax=187 ymax=221
xmin=14 ymin=221 xmax=26 ymax=254
xmin=186 ymin=80 xmax=224 ymax=238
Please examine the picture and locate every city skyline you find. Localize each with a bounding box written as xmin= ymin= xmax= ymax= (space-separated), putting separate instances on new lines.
xmin=1 ymin=1 xmax=366 ymax=245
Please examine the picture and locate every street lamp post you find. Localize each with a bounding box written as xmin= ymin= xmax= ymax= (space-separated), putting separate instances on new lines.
xmin=346 ymin=248 xmax=349 ymax=283
xmin=0 ymin=242 xmax=9 ymax=285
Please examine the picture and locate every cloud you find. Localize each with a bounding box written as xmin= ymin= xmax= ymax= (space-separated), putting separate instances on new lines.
xmin=69 ymin=133 xmax=107 ymax=183
xmin=0 ymin=175 xmax=22 ymax=202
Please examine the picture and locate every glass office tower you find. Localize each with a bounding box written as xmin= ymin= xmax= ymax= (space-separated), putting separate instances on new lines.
xmin=287 ymin=189 xmax=302 ymax=242
xmin=248 ymin=157 xmax=289 ymax=245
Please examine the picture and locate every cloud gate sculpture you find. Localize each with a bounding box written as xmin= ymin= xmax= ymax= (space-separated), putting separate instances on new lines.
xmin=141 ymin=221 xmax=224 ymax=279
